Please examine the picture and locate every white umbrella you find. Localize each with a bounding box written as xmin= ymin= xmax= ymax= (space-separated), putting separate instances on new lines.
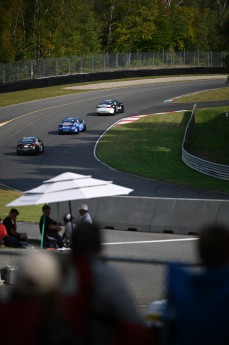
xmin=7 ymin=172 xmax=133 ymax=206
xmin=6 ymin=172 xmax=133 ymax=248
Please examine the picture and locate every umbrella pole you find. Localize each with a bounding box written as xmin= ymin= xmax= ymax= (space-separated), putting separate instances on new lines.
xmin=41 ymin=212 xmax=45 ymax=249
xmin=68 ymin=200 xmax=72 ymax=215
xmin=68 ymin=200 xmax=74 ymax=235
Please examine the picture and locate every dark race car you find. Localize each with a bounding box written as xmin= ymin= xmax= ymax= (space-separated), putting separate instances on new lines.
xmin=58 ymin=117 xmax=86 ymax=134
xmin=16 ymin=137 xmax=44 ymax=155
xmin=96 ymin=99 xmax=124 ymax=115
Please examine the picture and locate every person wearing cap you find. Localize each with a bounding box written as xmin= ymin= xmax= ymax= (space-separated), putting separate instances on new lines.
xmin=3 ymin=208 xmax=28 ymax=242
xmin=39 ymin=204 xmax=63 ymax=248
xmin=77 ymin=204 xmax=92 ymax=225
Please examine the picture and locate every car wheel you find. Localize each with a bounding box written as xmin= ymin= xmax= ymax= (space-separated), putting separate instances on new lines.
xmin=59 ymin=131 xmax=62 ymax=135
xmin=121 ymin=105 xmax=125 ymax=113
xmin=41 ymin=145 xmax=45 ymax=153
xmin=17 ymin=151 xmax=20 ymax=156
xmin=83 ymin=125 xmax=86 ymax=131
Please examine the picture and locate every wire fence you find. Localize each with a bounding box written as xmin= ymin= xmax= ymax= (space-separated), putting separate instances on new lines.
xmin=0 ymin=249 xmax=198 ymax=310
xmin=0 ymin=51 xmax=226 ymax=84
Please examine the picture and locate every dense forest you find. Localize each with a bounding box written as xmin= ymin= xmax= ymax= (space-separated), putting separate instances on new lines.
xmin=0 ymin=0 xmax=228 ymax=63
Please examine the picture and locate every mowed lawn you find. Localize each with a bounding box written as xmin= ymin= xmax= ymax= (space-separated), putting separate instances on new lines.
xmin=96 ymin=106 xmax=229 ymax=192
xmin=187 ymin=107 xmax=229 ymax=165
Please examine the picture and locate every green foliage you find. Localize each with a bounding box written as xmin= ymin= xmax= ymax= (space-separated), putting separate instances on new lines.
xmin=0 ymin=0 xmax=102 ymax=62
xmin=0 ymin=0 xmax=228 ymax=63
xmin=109 ymin=1 xmax=159 ymax=52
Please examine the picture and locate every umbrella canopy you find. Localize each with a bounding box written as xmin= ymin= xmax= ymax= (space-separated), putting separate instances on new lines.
xmin=7 ymin=172 xmax=133 ymax=249
xmin=7 ymin=172 xmax=133 ymax=207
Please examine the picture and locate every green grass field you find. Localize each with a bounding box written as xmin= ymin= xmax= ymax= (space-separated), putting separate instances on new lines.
xmin=96 ymin=106 xmax=229 ymax=192
xmin=187 ymin=107 xmax=229 ymax=164
xmin=176 ymin=87 xmax=229 ymax=102
xmin=0 ymin=188 xmax=41 ymax=223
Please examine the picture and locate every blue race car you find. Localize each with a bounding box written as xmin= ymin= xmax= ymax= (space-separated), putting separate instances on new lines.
xmin=58 ymin=117 xmax=86 ymax=134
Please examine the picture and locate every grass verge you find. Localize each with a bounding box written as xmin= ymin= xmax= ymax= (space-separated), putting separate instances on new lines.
xmin=96 ymin=107 xmax=229 ymax=193
xmin=0 ymin=77 xmax=170 ymax=107
xmin=176 ymin=86 xmax=229 ymax=102
xmin=0 ymin=75 xmax=227 ymax=107
xmin=187 ymin=107 xmax=229 ymax=164
xmin=0 ymin=189 xmax=41 ymax=223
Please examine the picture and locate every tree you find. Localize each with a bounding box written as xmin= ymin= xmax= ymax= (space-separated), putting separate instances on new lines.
xmin=109 ymin=1 xmax=159 ymax=52
xmin=0 ymin=0 xmax=102 ymax=62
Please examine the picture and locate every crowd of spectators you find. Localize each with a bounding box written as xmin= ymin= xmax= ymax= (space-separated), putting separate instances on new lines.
xmin=0 ymin=205 xmax=229 ymax=344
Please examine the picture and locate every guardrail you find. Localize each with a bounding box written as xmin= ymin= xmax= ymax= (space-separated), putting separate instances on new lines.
xmin=182 ymin=105 xmax=229 ymax=180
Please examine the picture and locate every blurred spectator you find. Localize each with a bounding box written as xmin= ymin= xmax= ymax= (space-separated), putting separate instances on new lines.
xmin=198 ymin=223 xmax=229 ymax=267
xmin=0 ymin=217 xmax=20 ymax=247
xmin=164 ymin=223 xmax=229 ymax=345
xmin=39 ymin=204 xmax=63 ymax=248
xmin=0 ymin=217 xmax=8 ymax=245
xmin=62 ymin=213 xmax=76 ymax=247
xmin=3 ymin=208 xmax=28 ymax=243
xmin=76 ymin=204 xmax=92 ymax=225
xmin=63 ymin=222 xmax=153 ymax=345
xmin=10 ymin=250 xmax=78 ymax=345
xmin=13 ymin=251 xmax=61 ymax=299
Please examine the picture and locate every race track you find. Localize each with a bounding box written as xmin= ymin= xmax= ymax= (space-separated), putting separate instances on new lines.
xmin=0 ymin=77 xmax=229 ymax=200
xmin=1 ymin=77 xmax=229 ymax=310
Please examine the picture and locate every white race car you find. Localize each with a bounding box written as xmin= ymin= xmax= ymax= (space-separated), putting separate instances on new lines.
xmin=96 ymin=99 xmax=124 ymax=115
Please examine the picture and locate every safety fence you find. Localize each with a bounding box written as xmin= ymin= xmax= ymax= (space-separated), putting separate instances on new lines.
xmin=0 ymin=249 xmax=198 ymax=308
xmin=0 ymin=51 xmax=227 ymax=84
xmin=182 ymin=105 xmax=229 ymax=180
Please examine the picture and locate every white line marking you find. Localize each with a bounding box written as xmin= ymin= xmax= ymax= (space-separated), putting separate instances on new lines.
xmin=103 ymin=238 xmax=198 ymax=245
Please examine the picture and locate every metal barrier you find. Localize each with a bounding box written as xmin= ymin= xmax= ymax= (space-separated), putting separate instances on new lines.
xmin=182 ymin=105 xmax=229 ymax=180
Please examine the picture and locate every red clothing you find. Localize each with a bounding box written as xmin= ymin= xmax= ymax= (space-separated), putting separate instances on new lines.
xmin=0 ymin=223 xmax=8 ymax=240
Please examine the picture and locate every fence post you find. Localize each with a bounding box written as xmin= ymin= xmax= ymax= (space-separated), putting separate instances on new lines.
xmin=31 ymin=61 xmax=33 ymax=79
xmin=3 ymin=64 xmax=6 ymax=83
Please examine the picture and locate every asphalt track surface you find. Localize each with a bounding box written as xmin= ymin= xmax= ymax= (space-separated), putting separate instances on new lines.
xmin=0 ymin=77 xmax=228 ymax=200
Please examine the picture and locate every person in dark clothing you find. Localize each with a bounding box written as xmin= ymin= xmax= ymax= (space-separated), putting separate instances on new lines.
xmin=164 ymin=223 xmax=229 ymax=345
xmin=3 ymin=209 xmax=28 ymax=247
xmin=39 ymin=204 xmax=63 ymax=248
xmin=0 ymin=217 xmax=21 ymax=247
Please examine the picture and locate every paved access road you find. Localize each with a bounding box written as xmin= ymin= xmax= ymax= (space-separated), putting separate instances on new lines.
xmin=0 ymin=77 xmax=228 ymax=199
